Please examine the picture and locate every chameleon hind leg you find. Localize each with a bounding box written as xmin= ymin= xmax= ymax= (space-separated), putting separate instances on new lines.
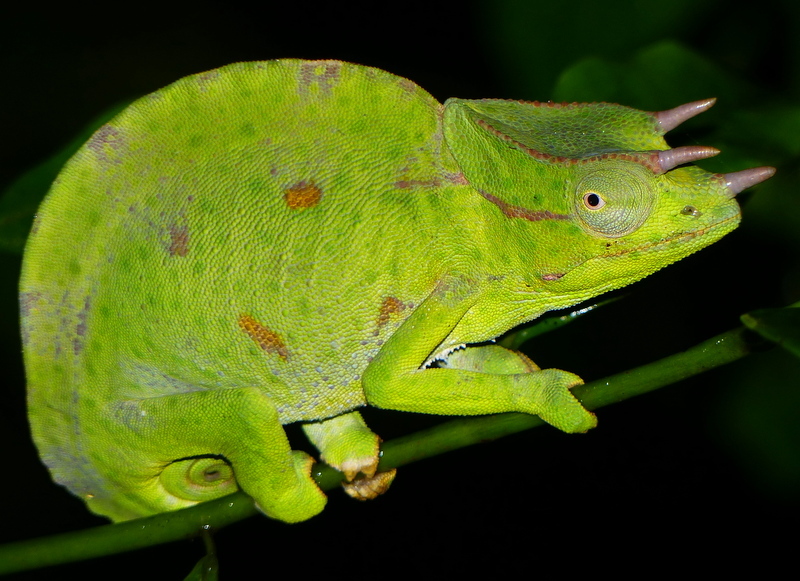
xmin=88 ymin=386 xmax=326 ymax=523
xmin=302 ymin=411 xmax=397 ymax=500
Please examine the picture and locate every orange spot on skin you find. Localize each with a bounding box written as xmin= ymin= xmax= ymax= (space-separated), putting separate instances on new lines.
xmin=377 ymin=296 xmax=408 ymax=328
xmin=239 ymin=315 xmax=289 ymax=361
xmin=168 ymin=224 xmax=189 ymax=256
xmin=285 ymin=181 xmax=322 ymax=210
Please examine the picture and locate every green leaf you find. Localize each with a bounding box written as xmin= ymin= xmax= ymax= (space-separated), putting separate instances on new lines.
xmin=183 ymin=531 xmax=218 ymax=581
xmin=741 ymin=307 xmax=800 ymax=358
xmin=499 ymin=295 xmax=623 ymax=350
xmin=552 ymin=41 xmax=748 ymax=108
xmin=0 ymin=324 xmax=757 ymax=575
xmin=184 ymin=554 xmax=219 ymax=581
xmin=477 ymin=0 xmax=714 ymax=98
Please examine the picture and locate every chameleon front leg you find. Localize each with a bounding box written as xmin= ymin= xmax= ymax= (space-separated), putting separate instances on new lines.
xmin=362 ymin=281 xmax=596 ymax=433
xmin=97 ymin=387 xmax=326 ymax=523
xmin=439 ymin=343 xmax=541 ymax=375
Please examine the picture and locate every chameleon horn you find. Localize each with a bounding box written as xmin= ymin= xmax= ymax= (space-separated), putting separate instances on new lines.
xmin=654 ymin=98 xmax=716 ymax=132
xmin=723 ymin=166 xmax=777 ymax=196
xmin=657 ymin=145 xmax=720 ymax=173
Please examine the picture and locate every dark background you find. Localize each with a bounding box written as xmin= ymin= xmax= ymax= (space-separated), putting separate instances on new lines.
xmin=2 ymin=1 xmax=799 ymax=577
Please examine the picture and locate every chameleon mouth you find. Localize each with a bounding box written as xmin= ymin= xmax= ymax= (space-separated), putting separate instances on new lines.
xmin=546 ymin=212 xmax=740 ymax=285
xmin=611 ymin=212 xmax=740 ymax=258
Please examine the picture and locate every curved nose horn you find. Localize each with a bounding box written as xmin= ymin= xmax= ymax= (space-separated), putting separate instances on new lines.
xmin=723 ymin=166 xmax=777 ymax=197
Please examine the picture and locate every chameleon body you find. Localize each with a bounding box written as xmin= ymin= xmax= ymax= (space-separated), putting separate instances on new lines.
xmin=20 ymin=60 xmax=773 ymax=523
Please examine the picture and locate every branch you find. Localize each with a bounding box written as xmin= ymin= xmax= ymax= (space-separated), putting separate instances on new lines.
xmin=0 ymin=325 xmax=757 ymax=575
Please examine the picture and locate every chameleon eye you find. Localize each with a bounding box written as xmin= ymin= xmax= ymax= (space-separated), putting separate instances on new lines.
xmin=583 ymin=192 xmax=606 ymax=210
xmin=575 ymin=168 xmax=656 ymax=238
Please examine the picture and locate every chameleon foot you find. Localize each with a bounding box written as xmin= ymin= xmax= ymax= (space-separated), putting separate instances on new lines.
xmin=343 ymin=469 xmax=397 ymax=501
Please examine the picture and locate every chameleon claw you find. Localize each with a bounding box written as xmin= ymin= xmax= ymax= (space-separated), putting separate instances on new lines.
xmin=722 ymin=166 xmax=776 ymax=197
xmin=656 ymin=145 xmax=720 ymax=174
xmin=342 ymin=469 xmax=397 ymax=501
xmin=654 ymin=98 xmax=716 ymax=132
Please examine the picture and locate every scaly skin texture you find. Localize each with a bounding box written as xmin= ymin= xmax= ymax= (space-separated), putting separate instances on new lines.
xmin=21 ymin=59 xmax=763 ymax=523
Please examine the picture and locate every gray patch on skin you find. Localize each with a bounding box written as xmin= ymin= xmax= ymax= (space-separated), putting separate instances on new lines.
xmin=53 ymin=288 xmax=75 ymax=358
xmin=112 ymin=400 xmax=156 ymax=433
xmin=124 ymin=362 xmax=205 ymax=397
xmin=196 ymin=70 xmax=221 ymax=92
xmin=298 ymin=61 xmax=342 ymax=97
xmin=42 ymin=444 xmax=109 ymax=500
xmin=87 ymin=124 xmax=124 ymax=165
xmin=397 ymin=77 xmax=419 ymax=100
xmin=73 ymin=295 xmax=92 ymax=355
xmin=394 ymin=178 xmax=442 ymax=190
xmin=446 ymin=172 xmax=469 ymax=185
xmin=28 ymin=212 xmax=42 ymax=236
xmin=18 ymin=291 xmax=41 ymax=347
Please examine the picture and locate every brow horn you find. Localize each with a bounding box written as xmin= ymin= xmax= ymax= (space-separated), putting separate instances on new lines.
xmin=654 ymin=98 xmax=716 ymax=132
xmin=656 ymin=145 xmax=720 ymax=174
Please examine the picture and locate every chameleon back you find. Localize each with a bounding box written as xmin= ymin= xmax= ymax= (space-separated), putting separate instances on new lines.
xmin=20 ymin=60 xmax=464 ymax=506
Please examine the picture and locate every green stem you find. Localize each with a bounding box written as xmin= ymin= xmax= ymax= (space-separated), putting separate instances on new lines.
xmin=379 ymin=326 xmax=754 ymax=469
xmin=0 ymin=326 xmax=755 ymax=575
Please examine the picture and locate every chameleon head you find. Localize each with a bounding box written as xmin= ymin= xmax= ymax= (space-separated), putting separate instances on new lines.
xmin=443 ymin=97 xmax=775 ymax=299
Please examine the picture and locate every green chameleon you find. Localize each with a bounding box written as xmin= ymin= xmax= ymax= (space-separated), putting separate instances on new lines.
xmin=20 ymin=59 xmax=774 ymax=524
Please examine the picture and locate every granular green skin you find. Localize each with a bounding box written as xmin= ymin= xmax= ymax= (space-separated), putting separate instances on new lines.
xmin=20 ymin=59 xmax=741 ymax=523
